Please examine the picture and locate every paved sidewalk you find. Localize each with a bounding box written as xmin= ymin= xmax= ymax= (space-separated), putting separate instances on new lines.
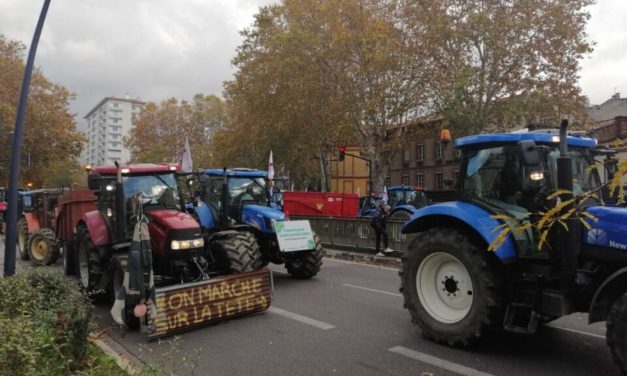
xmin=323 ymin=247 xmax=401 ymax=268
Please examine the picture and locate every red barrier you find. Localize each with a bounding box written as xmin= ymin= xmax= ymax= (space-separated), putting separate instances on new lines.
xmin=282 ymin=191 xmax=358 ymax=218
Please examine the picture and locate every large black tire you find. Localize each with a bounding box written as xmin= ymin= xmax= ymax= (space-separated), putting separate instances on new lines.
xmin=62 ymin=241 xmax=76 ymax=276
xmin=76 ymin=227 xmax=104 ymax=293
xmin=607 ymin=292 xmax=627 ymax=375
xmin=217 ymin=232 xmax=260 ymax=273
xmin=400 ymin=228 xmax=504 ymax=346
xmin=28 ymin=228 xmax=59 ymax=266
xmin=284 ymin=233 xmax=323 ymax=279
xmin=110 ymin=256 xmax=140 ymax=331
xmin=17 ymin=218 xmax=29 ymax=260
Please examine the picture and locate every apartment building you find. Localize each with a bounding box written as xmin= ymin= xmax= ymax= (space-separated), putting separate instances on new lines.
xmin=84 ymin=96 xmax=145 ymax=167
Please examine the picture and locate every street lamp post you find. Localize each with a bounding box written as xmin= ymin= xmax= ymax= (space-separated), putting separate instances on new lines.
xmin=4 ymin=0 xmax=51 ymax=277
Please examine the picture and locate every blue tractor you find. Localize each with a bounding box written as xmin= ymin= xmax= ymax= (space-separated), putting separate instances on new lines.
xmin=182 ymin=168 xmax=323 ymax=279
xmin=358 ymin=185 xmax=428 ymax=219
xmin=400 ymin=122 xmax=627 ymax=374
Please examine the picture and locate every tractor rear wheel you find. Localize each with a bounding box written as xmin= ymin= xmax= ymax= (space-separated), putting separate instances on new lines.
xmin=28 ymin=228 xmax=59 ymax=265
xmin=400 ymin=228 xmax=504 ymax=346
xmin=607 ymin=292 xmax=627 ymax=375
xmin=217 ymin=232 xmax=259 ymax=273
xmin=62 ymin=241 xmax=76 ymax=276
xmin=76 ymin=227 xmax=104 ymax=293
xmin=110 ymin=256 xmax=140 ymax=330
xmin=17 ymin=218 xmax=29 ymax=260
xmin=284 ymin=233 xmax=323 ymax=279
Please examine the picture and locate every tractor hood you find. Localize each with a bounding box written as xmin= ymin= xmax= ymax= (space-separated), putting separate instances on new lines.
xmin=242 ymin=205 xmax=286 ymax=222
xmin=147 ymin=209 xmax=201 ymax=231
xmin=584 ymin=206 xmax=627 ymax=252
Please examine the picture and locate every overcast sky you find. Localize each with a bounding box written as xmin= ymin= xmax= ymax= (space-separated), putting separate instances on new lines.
xmin=0 ymin=0 xmax=626 ymax=131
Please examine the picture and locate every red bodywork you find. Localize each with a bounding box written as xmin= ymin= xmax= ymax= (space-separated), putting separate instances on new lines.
xmin=93 ymin=163 xmax=179 ymax=175
xmin=147 ymin=209 xmax=203 ymax=258
xmin=282 ymin=191 xmax=359 ymax=218
xmin=55 ymin=190 xmax=97 ymax=242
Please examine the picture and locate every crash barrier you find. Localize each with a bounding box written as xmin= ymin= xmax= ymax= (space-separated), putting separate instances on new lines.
xmin=292 ymin=216 xmax=416 ymax=253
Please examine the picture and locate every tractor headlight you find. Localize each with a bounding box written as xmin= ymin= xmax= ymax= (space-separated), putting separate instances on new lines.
xmin=171 ymin=238 xmax=204 ymax=250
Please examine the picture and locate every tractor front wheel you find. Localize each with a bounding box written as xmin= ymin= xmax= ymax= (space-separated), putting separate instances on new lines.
xmin=28 ymin=228 xmax=59 ymax=265
xmin=17 ymin=218 xmax=29 ymax=260
xmin=217 ymin=232 xmax=260 ymax=273
xmin=76 ymin=227 xmax=104 ymax=293
xmin=607 ymin=292 xmax=627 ymax=375
xmin=400 ymin=228 xmax=504 ymax=346
xmin=284 ymin=233 xmax=323 ymax=279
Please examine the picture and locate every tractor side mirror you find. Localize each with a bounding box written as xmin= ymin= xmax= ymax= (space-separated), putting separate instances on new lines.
xmin=518 ymin=140 xmax=541 ymax=166
xmin=87 ymin=173 xmax=102 ymax=190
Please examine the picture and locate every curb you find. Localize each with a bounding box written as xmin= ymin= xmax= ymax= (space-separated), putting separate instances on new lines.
xmin=90 ymin=333 xmax=144 ymax=375
xmin=323 ymin=248 xmax=401 ymax=269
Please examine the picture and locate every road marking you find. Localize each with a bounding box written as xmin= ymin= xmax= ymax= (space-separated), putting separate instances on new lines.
xmin=268 ymin=307 xmax=335 ymax=330
xmin=324 ymin=257 xmax=398 ymax=271
xmin=389 ymin=346 xmax=494 ymax=376
xmin=546 ymin=324 xmax=606 ymax=339
xmin=343 ymin=283 xmax=402 ymax=297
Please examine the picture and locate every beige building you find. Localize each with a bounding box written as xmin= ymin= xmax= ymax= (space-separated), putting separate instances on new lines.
xmin=84 ymin=96 xmax=145 ymax=167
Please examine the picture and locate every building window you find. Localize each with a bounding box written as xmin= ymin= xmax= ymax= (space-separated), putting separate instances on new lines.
xmin=416 ymin=173 xmax=424 ymax=187
xmin=403 ymin=150 xmax=410 ymax=166
xmin=402 ymin=174 xmax=409 ymax=186
xmin=435 ymin=143 xmax=443 ymax=160
xmin=454 ymin=170 xmax=460 ymax=185
xmin=435 ymin=172 xmax=444 ymax=190
xmin=416 ymin=144 xmax=424 ymax=161
xmin=385 ymin=176 xmax=391 ymax=186
xmin=454 ymin=148 xmax=461 ymax=159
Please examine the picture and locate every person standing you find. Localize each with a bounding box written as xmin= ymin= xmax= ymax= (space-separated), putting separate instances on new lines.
xmin=372 ymin=200 xmax=393 ymax=256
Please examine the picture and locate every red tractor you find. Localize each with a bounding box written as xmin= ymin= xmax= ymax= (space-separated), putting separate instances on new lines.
xmin=63 ymin=163 xmax=271 ymax=336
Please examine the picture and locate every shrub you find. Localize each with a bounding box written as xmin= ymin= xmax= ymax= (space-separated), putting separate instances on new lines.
xmin=0 ymin=268 xmax=94 ymax=375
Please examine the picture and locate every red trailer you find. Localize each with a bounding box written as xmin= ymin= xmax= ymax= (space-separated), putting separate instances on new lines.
xmin=282 ymin=191 xmax=359 ymax=218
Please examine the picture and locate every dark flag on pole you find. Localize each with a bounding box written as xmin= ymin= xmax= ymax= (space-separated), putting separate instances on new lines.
xmin=111 ymin=200 xmax=155 ymax=328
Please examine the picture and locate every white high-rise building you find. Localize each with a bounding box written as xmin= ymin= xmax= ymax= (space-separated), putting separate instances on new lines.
xmin=84 ymin=96 xmax=145 ymax=167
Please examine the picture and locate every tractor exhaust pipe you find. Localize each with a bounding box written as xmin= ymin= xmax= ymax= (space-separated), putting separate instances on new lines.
xmin=556 ymin=119 xmax=579 ymax=310
xmin=114 ymin=161 xmax=127 ymax=243
xmin=220 ymin=167 xmax=229 ymax=228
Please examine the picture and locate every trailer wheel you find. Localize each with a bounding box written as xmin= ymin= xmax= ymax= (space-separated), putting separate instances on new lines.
xmin=62 ymin=241 xmax=76 ymax=276
xmin=607 ymin=292 xmax=627 ymax=375
xmin=28 ymin=228 xmax=59 ymax=265
xmin=110 ymin=256 xmax=140 ymax=331
xmin=17 ymin=218 xmax=29 ymax=260
xmin=400 ymin=227 xmax=504 ymax=346
xmin=76 ymin=227 xmax=103 ymax=293
xmin=285 ymin=233 xmax=323 ymax=279
xmin=217 ymin=232 xmax=259 ymax=273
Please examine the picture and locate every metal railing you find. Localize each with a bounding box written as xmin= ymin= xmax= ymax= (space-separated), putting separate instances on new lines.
xmin=292 ymin=216 xmax=416 ymax=253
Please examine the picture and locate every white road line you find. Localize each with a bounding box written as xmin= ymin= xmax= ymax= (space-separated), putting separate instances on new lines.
xmin=268 ymin=307 xmax=336 ymax=330
xmin=546 ymin=324 xmax=606 ymax=339
xmin=343 ymin=283 xmax=402 ymax=297
xmin=324 ymin=257 xmax=398 ymax=271
xmin=388 ymin=346 xmax=494 ymax=376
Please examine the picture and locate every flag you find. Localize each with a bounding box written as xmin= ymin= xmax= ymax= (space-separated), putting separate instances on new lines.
xmin=382 ymin=186 xmax=388 ymax=204
xmin=268 ymin=150 xmax=274 ymax=180
xmin=181 ymin=137 xmax=193 ymax=172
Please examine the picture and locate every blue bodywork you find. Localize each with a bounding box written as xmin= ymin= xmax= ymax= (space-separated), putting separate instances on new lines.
xmin=359 ymin=185 xmax=428 ymax=217
xmin=197 ymin=169 xmax=285 ymax=235
xmin=401 ymin=130 xmax=627 ymax=262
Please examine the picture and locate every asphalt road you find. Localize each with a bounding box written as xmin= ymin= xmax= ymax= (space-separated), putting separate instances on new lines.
xmin=1 ymin=238 xmax=621 ymax=376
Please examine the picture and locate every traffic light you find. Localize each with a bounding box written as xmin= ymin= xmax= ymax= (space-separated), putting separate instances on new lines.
xmin=339 ymin=146 xmax=346 ymax=161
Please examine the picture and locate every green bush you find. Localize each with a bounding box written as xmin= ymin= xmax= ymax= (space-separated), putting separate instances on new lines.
xmin=0 ymin=269 xmax=94 ymax=375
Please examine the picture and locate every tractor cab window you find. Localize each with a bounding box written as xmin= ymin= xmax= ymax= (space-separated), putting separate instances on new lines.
xmin=407 ymin=190 xmax=428 ymax=208
xmin=463 ymin=145 xmax=547 ymax=212
xmin=228 ymin=177 xmax=268 ymax=206
xmin=387 ymin=190 xmax=406 ymax=207
xmin=122 ymin=173 xmax=180 ymax=210
xmin=546 ymin=148 xmax=601 ymax=196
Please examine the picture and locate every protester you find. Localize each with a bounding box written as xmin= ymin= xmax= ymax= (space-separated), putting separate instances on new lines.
xmin=371 ymin=200 xmax=393 ymax=256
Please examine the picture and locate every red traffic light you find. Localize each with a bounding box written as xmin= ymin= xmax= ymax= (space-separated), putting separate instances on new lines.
xmin=339 ymin=146 xmax=346 ymax=161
